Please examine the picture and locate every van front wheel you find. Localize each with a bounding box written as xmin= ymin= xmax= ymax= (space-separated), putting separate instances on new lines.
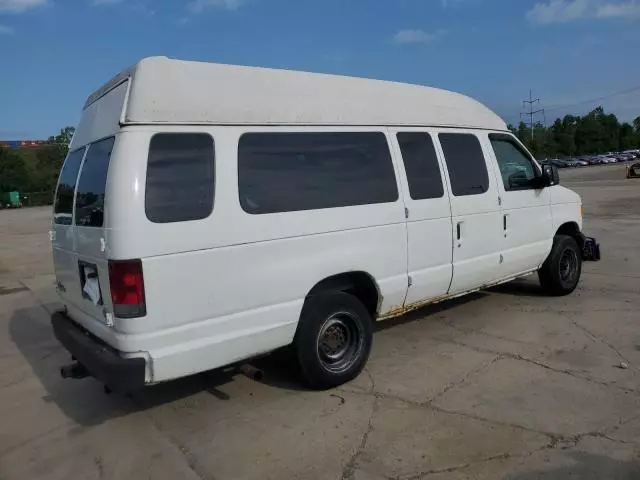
xmin=538 ymin=235 xmax=582 ymax=296
xmin=295 ymin=292 xmax=373 ymax=390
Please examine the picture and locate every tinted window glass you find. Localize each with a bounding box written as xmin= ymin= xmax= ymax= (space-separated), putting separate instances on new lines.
xmin=145 ymin=133 xmax=215 ymax=223
xmin=54 ymin=148 xmax=85 ymax=225
xmin=75 ymin=137 xmax=114 ymax=227
xmin=489 ymin=134 xmax=538 ymax=191
xmin=439 ymin=133 xmax=489 ymax=196
xmin=397 ymin=132 xmax=444 ymax=200
xmin=238 ymin=132 xmax=398 ymax=214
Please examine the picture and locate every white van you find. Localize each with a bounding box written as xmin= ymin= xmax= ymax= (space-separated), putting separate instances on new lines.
xmin=51 ymin=57 xmax=600 ymax=391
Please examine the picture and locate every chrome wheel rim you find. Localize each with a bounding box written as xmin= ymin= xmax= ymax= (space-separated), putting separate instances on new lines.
xmin=317 ymin=312 xmax=363 ymax=373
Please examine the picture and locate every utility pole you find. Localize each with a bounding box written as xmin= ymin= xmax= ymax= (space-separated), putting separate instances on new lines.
xmin=520 ymin=89 xmax=545 ymax=142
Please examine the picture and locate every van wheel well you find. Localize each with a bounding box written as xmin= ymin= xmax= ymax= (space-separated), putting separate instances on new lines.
xmin=556 ymin=222 xmax=583 ymax=248
xmin=306 ymin=272 xmax=379 ymax=318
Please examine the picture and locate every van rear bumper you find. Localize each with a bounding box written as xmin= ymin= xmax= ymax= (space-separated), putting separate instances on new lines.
xmin=51 ymin=311 xmax=146 ymax=391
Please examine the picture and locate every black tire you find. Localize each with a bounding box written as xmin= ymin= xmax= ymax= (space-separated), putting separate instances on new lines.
xmin=538 ymin=235 xmax=582 ymax=296
xmin=295 ymin=292 xmax=373 ymax=390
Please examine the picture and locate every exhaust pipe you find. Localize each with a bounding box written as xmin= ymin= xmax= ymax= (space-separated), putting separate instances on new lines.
xmin=60 ymin=362 xmax=89 ymax=380
xmin=239 ymin=364 xmax=263 ymax=381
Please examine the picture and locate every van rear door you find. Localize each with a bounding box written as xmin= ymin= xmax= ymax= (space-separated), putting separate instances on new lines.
xmin=52 ymin=147 xmax=86 ymax=308
xmin=52 ymin=137 xmax=115 ymax=329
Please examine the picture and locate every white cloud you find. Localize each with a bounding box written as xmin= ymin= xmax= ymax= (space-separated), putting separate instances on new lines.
xmin=526 ymin=0 xmax=640 ymax=25
xmin=0 ymin=24 xmax=15 ymax=34
xmin=596 ymin=0 xmax=640 ymax=17
xmin=526 ymin=0 xmax=590 ymax=24
xmin=131 ymin=2 xmax=155 ymax=15
xmin=393 ymin=28 xmax=444 ymax=45
xmin=187 ymin=0 xmax=243 ymax=13
xmin=91 ymin=0 xmax=155 ymax=15
xmin=0 ymin=0 xmax=47 ymax=13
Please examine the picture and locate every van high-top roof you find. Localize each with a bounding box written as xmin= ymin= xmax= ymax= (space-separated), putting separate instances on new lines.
xmin=84 ymin=56 xmax=507 ymax=131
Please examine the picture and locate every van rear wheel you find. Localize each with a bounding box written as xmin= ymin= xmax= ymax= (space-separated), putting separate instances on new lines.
xmin=538 ymin=235 xmax=582 ymax=296
xmin=295 ymin=292 xmax=373 ymax=390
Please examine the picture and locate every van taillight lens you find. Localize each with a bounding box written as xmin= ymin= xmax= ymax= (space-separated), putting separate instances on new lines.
xmin=108 ymin=259 xmax=146 ymax=318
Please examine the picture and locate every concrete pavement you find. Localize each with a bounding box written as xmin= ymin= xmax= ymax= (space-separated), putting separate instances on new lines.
xmin=1 ymin=164 xmax=639 ymax=479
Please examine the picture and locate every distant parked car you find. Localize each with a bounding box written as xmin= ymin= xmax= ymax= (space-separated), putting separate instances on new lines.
xmin=551 ymin=159 xmax=568 ymax=168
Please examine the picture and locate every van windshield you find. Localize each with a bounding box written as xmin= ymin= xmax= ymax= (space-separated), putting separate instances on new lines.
xmin=53 ymin=148 xmax=85 ymax=225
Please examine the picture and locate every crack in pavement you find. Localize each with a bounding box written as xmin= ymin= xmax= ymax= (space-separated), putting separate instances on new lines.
xmin=441 ymin=318 xmax=535 ymax=347
xmin=428 ymin=403 xmax=560 ymax=442
xmin=142 ymin=412 xmax=217 ymax=480
xmin=560 ymin=311 xmax=636 ymax=371
xmin=341 ymin=396 xmax=379 ymax=480
xmin=402 ymin=427 xmax=640 ymax=480
xmin=400 ymin=448 xmax=546 ymax=480
xmin=334 ymin=338 xmax=639 ymax=480
xmin=427 ymin=354 xmax=502 ymax=404
xmin=429 ymin=327 xmax=639 ymax=396
xmin=503 ymin=352 xmax=638 ymax=394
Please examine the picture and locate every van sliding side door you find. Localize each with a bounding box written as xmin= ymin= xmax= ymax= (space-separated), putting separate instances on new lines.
xmin=389 ymin=128 xmax=453 ymax=308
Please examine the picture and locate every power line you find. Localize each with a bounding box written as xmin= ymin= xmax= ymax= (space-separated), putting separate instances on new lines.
xmin=520 ymin=89 xmax=545 ymax=142
xmin=538 ymin=85 xmax=640 ymax=114
xmin=503 ymin=84 xmax=640 ymax=125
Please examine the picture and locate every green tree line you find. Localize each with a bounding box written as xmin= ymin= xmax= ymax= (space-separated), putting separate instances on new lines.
xmin=509 ymin=107 xmax=640 ymax=159
xmin=0 ymin=127 xmax=74 ymax=205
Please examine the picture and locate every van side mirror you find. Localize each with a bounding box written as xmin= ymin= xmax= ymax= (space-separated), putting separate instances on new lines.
xmin=541 ymin=163 xmax=559 ymax=187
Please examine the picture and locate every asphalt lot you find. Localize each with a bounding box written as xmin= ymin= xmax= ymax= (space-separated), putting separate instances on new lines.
xmin=1 ymin=163 xmax=639 ymax=479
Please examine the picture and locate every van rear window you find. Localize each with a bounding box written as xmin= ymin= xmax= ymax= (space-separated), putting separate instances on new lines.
xmin=238 ymin=132 xmax=398 ymax=214
xmin=145 ymin=133 xmax=215 ymax=223
xmin=75 ymin=137 xmax=115 ymax=228
xmin=53 ymin=148 xmax=85 ymax=225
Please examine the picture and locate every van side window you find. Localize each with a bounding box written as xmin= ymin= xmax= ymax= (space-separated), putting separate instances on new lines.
xmin=75 ymin=137 xmax=115 ymax=228
xmin=53 ymin=148 xmax=85 ymax=225
xmin=438 ymin=133 xmax=489 ymax=196
xmin=145 ymin=133 xmax=215 ymax=223
xmin=238 ymin=132 xmax=398 ymax=214
xmin=397 ymin=132 xmax=444 ymax=200
xmin=489 ymin=134 xmax=539 ymax=191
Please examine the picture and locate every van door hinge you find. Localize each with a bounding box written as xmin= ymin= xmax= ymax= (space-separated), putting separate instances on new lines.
xmin=498 ymin=196 xmax=502 ymax=206
xmin=408 ymin=276 xmax=413 ymax=287
xmin=404 ymin=207 xmax=409 ymax=219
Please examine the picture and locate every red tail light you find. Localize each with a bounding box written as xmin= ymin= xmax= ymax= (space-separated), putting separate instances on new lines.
xmin=108 ymin=259 xmax=146 ymax=318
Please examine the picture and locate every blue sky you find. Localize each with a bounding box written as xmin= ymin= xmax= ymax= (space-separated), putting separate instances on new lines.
xmin=1 ymin=0 xmax=639 ymax=139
